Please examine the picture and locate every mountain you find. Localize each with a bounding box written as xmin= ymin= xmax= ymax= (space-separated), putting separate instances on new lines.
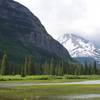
xmin=0 ymin=0 xmax=71 ymax=64
xmin=58 ymin=33 xmax=100 ymax=63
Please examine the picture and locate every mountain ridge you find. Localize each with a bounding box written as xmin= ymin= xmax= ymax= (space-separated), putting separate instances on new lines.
xmin=0 ymin=0 xmax=71 ymax=64
xmin=58 ymin=33 xmax=100 ymax=63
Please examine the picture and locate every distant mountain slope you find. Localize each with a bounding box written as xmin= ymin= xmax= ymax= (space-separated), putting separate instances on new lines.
xmin=0 ymin=0 xmax=71 ymax=64
xmin=58 ymin=33 xmax=100 ymax=63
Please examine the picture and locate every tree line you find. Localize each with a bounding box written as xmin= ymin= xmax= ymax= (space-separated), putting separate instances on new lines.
xmin=0 ymin=54 xmax=100 ymax=76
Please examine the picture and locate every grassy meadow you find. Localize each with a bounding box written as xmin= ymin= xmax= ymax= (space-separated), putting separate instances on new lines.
xmin=0 ymin=84 xmax=100 ymax=100
xmin=0 ymin=75 xmax=100 ymax=100
xmin=0 ymin=75 xmax=100 ymax=82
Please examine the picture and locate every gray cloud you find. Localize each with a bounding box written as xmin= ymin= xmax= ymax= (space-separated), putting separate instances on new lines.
xmin=15 ymin=0 xmax=100 ymax=47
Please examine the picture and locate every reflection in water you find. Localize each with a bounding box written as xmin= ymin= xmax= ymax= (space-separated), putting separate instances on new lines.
xmin=68 ymin=94 xmax=100 ymax=99
xmin=1 ymin=94 xmax=100 ymax=100
xmin=32 ymin=94 xmax=100 ymax=100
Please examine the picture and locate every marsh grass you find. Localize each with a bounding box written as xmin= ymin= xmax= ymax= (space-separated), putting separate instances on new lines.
xmin=0 ymin=84 xmax=100 ymax=100
xmin=0 ymin=75 xmax=100 ymax=81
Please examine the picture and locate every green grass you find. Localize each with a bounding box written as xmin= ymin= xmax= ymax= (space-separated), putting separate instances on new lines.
xmin=0 ymin=84 xmax=100 ymax=100
xmin=0 ymin=75 xmax=88 ymax=83
xmin=16 ymin=84 xmax=100 ymax=95
xmin=0 ymin=75 xmax=100 ymax=82
xmin=0 ymin=75 xmax=100 ymax=99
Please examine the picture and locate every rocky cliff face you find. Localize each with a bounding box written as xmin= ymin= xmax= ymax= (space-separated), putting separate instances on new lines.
xmin=0 ymin=0 xmax=71 ymax=63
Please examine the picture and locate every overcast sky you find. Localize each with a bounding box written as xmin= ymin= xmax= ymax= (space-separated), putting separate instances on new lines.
xmin=15 ymin=0 xmax=100 ymax=46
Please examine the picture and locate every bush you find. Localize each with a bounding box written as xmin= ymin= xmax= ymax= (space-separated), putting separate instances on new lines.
xmin=63 ymin=75 xmax=80 ymax=79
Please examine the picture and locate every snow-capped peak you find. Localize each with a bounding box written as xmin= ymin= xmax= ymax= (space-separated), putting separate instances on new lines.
xmin=58 ymin=33 xmax=100 ymax=63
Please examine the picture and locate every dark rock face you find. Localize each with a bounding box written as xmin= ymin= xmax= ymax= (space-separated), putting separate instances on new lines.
xmin=0 ymin=0 xmax=71 ymax=63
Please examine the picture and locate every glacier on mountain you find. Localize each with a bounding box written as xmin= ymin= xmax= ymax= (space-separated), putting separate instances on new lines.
xmin=58 ymin=33 xmax=100 ymax=63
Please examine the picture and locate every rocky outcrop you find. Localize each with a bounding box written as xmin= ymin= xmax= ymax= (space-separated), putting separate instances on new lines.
xmin=0 ymin=0 xmax=71 ymax=63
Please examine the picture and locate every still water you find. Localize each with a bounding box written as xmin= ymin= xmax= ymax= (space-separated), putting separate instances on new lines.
xmin=23 ymin=94 xmax=100 ymax=100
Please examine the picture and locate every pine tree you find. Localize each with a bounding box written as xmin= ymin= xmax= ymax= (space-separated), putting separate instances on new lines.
xmin=0 ymin=54 xmax=8 ymax=75
xmin=57 ymin=61 xmax=63 ymax=76
xmin=84 ymin=61 xmax=88 ymax=75
xmin=55 ymin=66 xmax=58 ymax=76
xmin=24 ymin=57 xmax=28 ymax=75
xmin=21 ymin=66 xmax=25 ymax=77
xmin=50 ymin=58 xmax=54 ymax=75
xmin=93 ymin=61 xmax=97 ymax=74
xmin=43 ymin=60 xmax=50 ymax=75
xmin=27 ymin=56 xmax=34 ymax=75
xmin=74 ymin=65 xmax=81 ymax=75
xmin=79 ymin=64 xmax=84 ymax=75
xmin=61 ymin=59 xmax=64 ymax=75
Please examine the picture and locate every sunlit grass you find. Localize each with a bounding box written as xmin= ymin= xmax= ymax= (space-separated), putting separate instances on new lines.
xmin=0 ymin=75 xmax=100 ymax=82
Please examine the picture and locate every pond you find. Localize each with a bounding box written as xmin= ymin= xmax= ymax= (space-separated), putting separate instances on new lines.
xmin=1 ymin=80 xmax=100 ymax=100
xmin=23 ymin=94 xmax=100 ymax=100
xmin=1 ymin=80 xmax=100 ymax=88
xmin=66 ymin=94 xmax=100 ymax=99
